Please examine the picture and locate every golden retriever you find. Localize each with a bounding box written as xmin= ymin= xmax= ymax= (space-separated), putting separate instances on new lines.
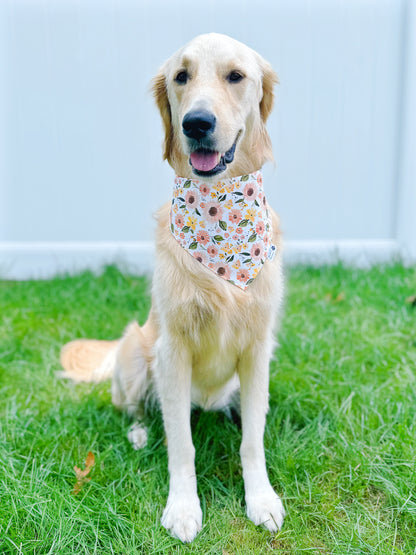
xmin=61 ymin=33 xmax=285 ymax=543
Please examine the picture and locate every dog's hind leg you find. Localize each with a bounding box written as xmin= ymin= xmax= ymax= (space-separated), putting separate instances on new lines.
xmin=60 ymin=313 xmax=158 ymax=450
xmin=111 ymin=321 xmax=151 ymax=414
xmin=111 ymin=318 xmax=157 ymax=449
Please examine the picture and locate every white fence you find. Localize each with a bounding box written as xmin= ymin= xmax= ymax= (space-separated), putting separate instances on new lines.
xmin=0 ymin=0 xmax=415 ymax=279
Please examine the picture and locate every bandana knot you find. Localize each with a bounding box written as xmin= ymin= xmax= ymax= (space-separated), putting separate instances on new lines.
xmin=170 ymin=170 xmax=275 ymax=290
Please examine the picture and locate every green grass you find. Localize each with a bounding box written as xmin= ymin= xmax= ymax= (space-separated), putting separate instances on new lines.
xmin=1 ymin=264 xmax=416 ymax=554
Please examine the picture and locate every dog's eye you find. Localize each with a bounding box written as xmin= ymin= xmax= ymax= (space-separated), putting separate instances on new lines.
xmin=227 ymin=71 xmax=244 ymax=83
xmin=175 ymin=71 xmax=188 ymax=84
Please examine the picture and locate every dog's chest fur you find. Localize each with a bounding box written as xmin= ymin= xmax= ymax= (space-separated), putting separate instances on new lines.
xmin=158 ymin=295 xmax=246 ymax=410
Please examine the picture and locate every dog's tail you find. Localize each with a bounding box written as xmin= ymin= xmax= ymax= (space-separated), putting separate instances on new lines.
xmin=59 ymin=338 xmax=119 ymax=383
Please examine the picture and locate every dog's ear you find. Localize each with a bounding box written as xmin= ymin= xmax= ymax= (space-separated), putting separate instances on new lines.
xmin=252 ymin=57 xmax=278 ymax=165
xmin=259 ymin=61 xmax=279 ymax=123
xmin=152 ymin=71 xmax=173 ymax=161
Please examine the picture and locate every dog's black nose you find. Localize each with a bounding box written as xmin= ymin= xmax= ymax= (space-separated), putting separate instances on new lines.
xmin=182 ymin=111 xmax=216 ymax=140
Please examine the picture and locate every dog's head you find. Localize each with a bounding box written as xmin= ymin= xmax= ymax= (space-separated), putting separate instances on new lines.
xmin=152 ymin=33 xmax=278 ymax=180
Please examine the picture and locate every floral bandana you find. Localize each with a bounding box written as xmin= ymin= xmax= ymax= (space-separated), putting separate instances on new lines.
xmin=170 ymin=170 xmax=276 ymax=290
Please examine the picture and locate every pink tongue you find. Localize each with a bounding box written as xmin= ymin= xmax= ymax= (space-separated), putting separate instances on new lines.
xmin=190 ymin=151 xmax=220 ymax=172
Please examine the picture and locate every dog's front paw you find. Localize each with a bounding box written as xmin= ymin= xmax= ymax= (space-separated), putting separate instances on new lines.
xmin=246 ymin=488 xmax=285 ymax=532
xmin=161 ymin=492 xmax=202 ymax=543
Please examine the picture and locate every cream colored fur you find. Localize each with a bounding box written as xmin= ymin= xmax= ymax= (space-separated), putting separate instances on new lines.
xmin=60 ymin=33 xmax=285 ymax=543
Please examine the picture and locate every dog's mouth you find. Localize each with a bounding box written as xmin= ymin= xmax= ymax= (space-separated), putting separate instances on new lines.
xmin=189 ymin=133 xmax=240 ymax=177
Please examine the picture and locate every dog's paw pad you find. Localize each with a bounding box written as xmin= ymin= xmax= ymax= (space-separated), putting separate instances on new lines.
xmin=127 ymin=422 xmax=147 ymax=450
xmin=161 ymin=495 xmax=202 ymax=543
xmin=246 ymin=491 xmax=285 ymax=532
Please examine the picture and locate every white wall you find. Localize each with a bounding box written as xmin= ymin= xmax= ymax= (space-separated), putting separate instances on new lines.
xmin=0 ymin=0 xmax=414 ymax=278
xmin=397 ymin=0 xmax=416 ymax=262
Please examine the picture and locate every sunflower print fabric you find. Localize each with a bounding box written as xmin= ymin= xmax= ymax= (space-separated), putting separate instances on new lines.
xmin=170 ymin=170 xmax=276 ymax=290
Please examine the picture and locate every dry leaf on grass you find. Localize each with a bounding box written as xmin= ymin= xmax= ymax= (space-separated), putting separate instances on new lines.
xmin=72 ymin=451 xmax=95 ymax=495
xmin=325 ymin=292 xmax=346 ymax=303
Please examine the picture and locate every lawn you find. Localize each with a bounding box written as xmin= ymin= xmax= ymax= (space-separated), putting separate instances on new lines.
xmin=0 ymin=264 xmax=415 ymax=554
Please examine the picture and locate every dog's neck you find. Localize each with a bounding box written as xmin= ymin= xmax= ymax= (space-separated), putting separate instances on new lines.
xmin=170 ymin=170 xmax=276 ymax=290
